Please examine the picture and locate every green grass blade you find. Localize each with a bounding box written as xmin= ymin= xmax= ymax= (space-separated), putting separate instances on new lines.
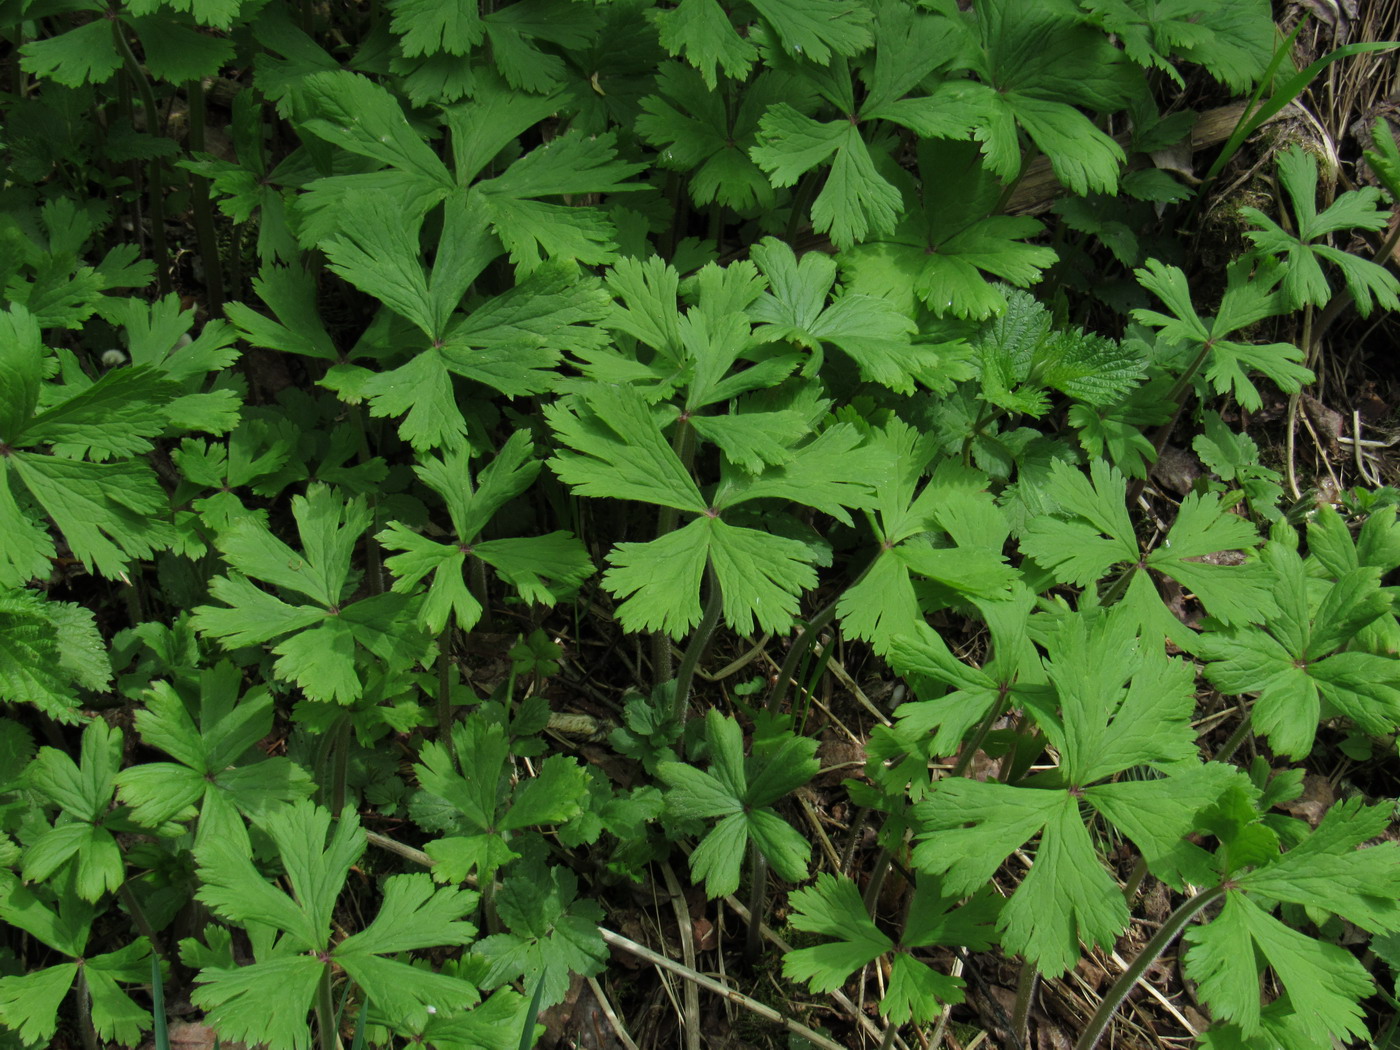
xmin=518 ymin=978 xmax=547 ymax=1050
xmin=1205 ymin=39 xmax=1400 ymax=183
xmin=151 ymin=954 xmax=169 ymax=1050
xmin=350 ymin=997 xmax=369 ymax=1050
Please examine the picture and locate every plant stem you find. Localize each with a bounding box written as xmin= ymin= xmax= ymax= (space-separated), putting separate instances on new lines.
xmin=865 ymin=686 xmax=1009 ymax=919
xmin=437 ymin=632 xmax=456 ymax=760
xmin=672 ymin=566 xmax=722 ymax=724
xmin=151 ymin=954 xmax=169 ymax=1050
xmin=862 ymin=843 xmax=895 ymax=917
xmin=1212 ymin=707 xmax=1254 ymax=764
xmin=315 ymin=964 xmax=338 ymax=1050
xmin=766 ymin=552 xmax=879 ymax=715
xmin=330 ymin=716 xmax=351 ymax=817
xmin=118 ymin=880 xmax=165 ymax=962
xmin=1126 ymin=338 xmax=1214 ymax=507
xmin=652 ymin=418 xmax=698 ymax=685
xmin=185 ymin=78 xmax=225 ymax=311
xmin=1073 ymin=883 xmax=1227 ymax=1050
xmin=743 ymin=844 xmax=768 ymax=964
xmin=76 ymin=967 xmax=100 ymax=1050
xmin=877 ymin=1008 xmax=900 ymax=1050
xmin=112 ymin=20 xmax=171 ymax=295
xmin=784 ymin=170 xmax=821 ymax=241
xmin=1009 ymin=961 xmax=1037 ymax=1047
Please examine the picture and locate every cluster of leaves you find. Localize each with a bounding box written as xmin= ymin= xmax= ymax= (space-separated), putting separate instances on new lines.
xmin=4 ymin=2 xmax=1400 ymax=1050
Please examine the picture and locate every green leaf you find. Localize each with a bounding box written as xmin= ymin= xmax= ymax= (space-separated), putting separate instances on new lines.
xmin=20 ymin=19 xmax=122 ymax=86
xmin=390 ymin=0 xmax=484 ymax=56
xmin=0 ymin=961 xmax=80 ymax=1046
xmin=474 ymin=864 xmax=606 ymax=1008
xmin=0 ymin=305 xmax=42 ymax=442
xmin=1132 ymin=259 xmax=1312 ymax=411
xmin=23 ymin=366 xmax=175 ymax=459
xmin=751 ymin=108 xmax=902 ymax=249
xmin=418 ymin=721 xmax=588 ymax=884
xmin=225 ymin=265 xmax=338 ymax=361
xmin=637 ymin=64 xmax=794 ymax=212
xmin=973 ymin=289 xmax=1144 ymax=413
xmin=380 ymin=435 xmax=593 ymax=632
xmin=295 ymin=70 xmax=453 ymax=189
xmin=132 ymin=15 xmax=234 ymax=83
xmin=1199 ymin=542 xmax=1400 ymax=757
xmin=117 ymin=666 xmax=314 ymax=827
xmin=749 ymin=237 xmax=933 ymax=393
xmin=750 ymin=0 xmax=871 ymax=63
xmin=23 ymin=721 xmax=126 ymax=900
xmin=1238 ymin=798 xmax=1400 ymax=931
xmin=883 ymin=954 xmax=964 ymax=1025
xmin=8 ymin=452 xmax=173 ymax=583
xmin=650 ymin=0 xmax=757 ymax=89
xmin=191 ymin=954 xmax=327 ymax=1050
xmin=1243 ymin=145 xmax=1400 ymax=318
xmin=1023 ymin=458 xmax=1269 ymax=643
xmin=658 ymin=710 xmax=817 ymax=897
xmin=194 ymin=485 xmax=429 ymax=704
xmin=547 ymin=386 xmax=706 ymax=514
xmin=783 ymin=874 xmax=893 ymax=993
xmin=1184 ymin=892 xmax=1374 ymax=1043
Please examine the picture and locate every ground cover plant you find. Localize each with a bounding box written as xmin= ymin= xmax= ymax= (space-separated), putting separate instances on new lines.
xmin=3 ymin=1 xmax=1400 ymax=1048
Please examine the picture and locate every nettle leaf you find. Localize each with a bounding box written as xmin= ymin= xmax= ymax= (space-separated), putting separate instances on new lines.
xmin=842 ymin=140 xmax=1056 ymax=320
xmin=914 ymin=608 xmax=1226 ymax=976
xmin=0 ymin=588 xmax=108 ymax=722
xmin=1198 ymin=540 xmax=1400 ymax=758
xmin=658 ymin=710 xmax=818 ymax=898
xmin=193 ymin=484 xmax=431 ymax=704
xmin=193 ymin=801 xmax=479 ymax=1050
xmin=1132 ymin=258 xmax=1313 ymax=412
xmin=1021 ymin=458 xmax=1272 ymax=648
xmin=973 ymin=289 xmax=1143 ymax=414
xmin=1242 ymin=145 xmax=1400 ymax=318
xmin=418 ymin=718 xmax=589 ymax=885
xmin=379 ymin=432 xmax=593 ymax=634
